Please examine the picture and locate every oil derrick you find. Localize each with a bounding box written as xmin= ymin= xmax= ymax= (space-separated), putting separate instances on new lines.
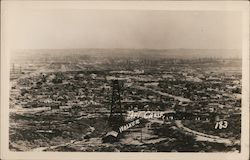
xmin=12 ymin=64 xmax=15 ymax=74
xmin=109 ymin=80 xmax=124 ymax=130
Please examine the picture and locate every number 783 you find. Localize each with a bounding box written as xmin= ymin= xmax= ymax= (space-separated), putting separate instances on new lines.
xmin=215 ymin=121 xmax=228 ymax=129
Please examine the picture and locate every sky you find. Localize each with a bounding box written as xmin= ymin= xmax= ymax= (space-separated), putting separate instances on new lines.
xmin=4 ymin=7 xmax=242 ymax=50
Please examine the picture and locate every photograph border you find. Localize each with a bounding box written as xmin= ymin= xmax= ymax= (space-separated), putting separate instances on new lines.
xmin=1 ymin=1 xmax=249 ymax=160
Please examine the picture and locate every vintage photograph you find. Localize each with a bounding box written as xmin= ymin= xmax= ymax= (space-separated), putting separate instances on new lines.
xmin=1 ymin=1 xmax=249 ymax=160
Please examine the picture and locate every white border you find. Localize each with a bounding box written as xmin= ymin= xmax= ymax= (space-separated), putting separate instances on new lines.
xmin=1 ymin=1 xmax=249 ymax=160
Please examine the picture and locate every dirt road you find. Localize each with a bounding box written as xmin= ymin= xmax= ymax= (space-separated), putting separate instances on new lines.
xmin=130 ymin=86 xmax=191 ymax=102
xmin=175 ymin=120 xmax=240 ymax=146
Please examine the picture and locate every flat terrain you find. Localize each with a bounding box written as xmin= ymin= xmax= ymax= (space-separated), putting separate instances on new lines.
xmin=9 ymin=50 xmax=242 ymax=152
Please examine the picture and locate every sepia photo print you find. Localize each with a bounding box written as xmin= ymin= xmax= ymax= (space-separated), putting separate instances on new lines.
xmin=1 ymin=1 xmax=249 ymax=160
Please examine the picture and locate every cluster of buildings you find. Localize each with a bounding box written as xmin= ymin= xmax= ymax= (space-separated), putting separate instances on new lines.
xmin=10 ymin=58 xmax=241 ymax=136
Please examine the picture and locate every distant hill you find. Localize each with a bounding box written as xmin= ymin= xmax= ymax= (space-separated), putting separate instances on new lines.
xmin=11 ymin=48 xmax=241 ymax=61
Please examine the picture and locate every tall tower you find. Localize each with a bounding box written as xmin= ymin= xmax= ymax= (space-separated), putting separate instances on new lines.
xmin=12 ymin=64 xmax=15 ymax=74
xmin=109 ymin=80 xmax=124 ymax=130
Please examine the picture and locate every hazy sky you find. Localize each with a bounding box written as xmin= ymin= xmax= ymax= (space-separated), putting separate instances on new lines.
xmin=5 ymin=8 xmax=242 ymax=50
